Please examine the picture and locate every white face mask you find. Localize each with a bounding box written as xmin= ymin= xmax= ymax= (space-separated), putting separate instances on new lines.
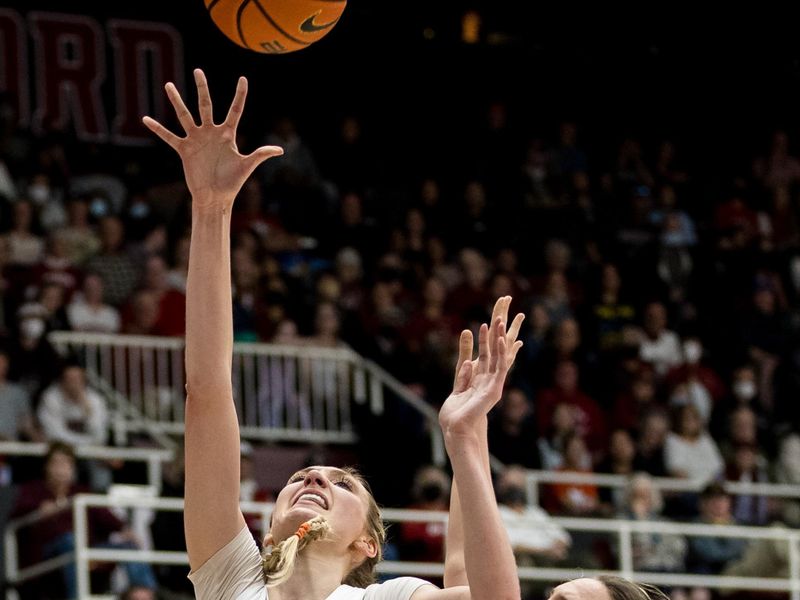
xmin=683 ymin=341 xmax=702 ymax=364
xmin=28 ymin=183 xmax=50 ymax=204
xmin=734 ymin=380 xmax=757 ymax=402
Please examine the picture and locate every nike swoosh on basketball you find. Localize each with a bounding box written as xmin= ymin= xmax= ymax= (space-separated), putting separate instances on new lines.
xmin=300 ymin=14 xmax=338 ymax=33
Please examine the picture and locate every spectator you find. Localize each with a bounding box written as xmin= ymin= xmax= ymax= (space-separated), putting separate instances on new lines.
xmin=634 ymin=408 xmax=671 ymax=476
xmin=549 ymin=432 xmax=599 ymax=516
xmin=688 ymin=482 xmax=747 ymax=575
xmin=588 ymin=263 xmax=636 ymax=351
xmin=639 ymin=301 xmax=683 ymax=377
xmin=612 ymin=370 xmax=658 ymax=432
xmin=496 ymin=465 xmax=570 ymax=600
xmin=11 ymin=442 xmax=156 ymax=599
xmin=619 ymin=473 xmax=687 ymax=573
xmin=665 ymin=336 xmax=726 ymax=423
xmin=0 ymin=348 xmax=39 ymax=441
xmin=598 ymin=428 xmax=637 ymax=512
xmin=123 ymin=255 xmax=185 ymax=337
xmin=396 ymin=465 xmax=450 ymax=564
xmin=59 ymin=197 xmax=100 ymax=265
xmin=536 ymin=360 xmax=608 ymax=461
xmin=664 ymin=404 xmax=724 ymax=482
xmin=488 ymin=387 xmax=541 ymax=468
xmin=4 ymin=199 xmax=45 ymax=266
xmin=66 ymin=273 xmax=121 ymax=334
xmin=725 ymin=443 xmax=769 ymax=526
xmin=85 ymin=216 xmax=140 ymax=307
xmin=538 ymin=401 xmax=577 ymax=470
xmin=38 ymin=362 xmax=108 ymax=448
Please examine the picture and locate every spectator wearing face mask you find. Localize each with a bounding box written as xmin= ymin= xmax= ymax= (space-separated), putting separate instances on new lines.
xmin=396 ymin=465 xmax=450 ymax=565
xmin=496 ymin=465 xmax=571 ymax=600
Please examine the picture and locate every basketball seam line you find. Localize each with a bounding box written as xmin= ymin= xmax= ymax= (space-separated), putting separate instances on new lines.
xmin=251 ymin=0 xmax=312 ymax=46
xmin=207 ymin=0 xmax=223 ymax=12
xmin=236 ymin=0 xmax=254 ymax=50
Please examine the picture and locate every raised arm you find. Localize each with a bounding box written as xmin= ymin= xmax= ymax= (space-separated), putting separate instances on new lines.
xmin=443 ymin=297 xmax=523 ymax=588
xmin=143 ymin=69 xmax=282 ymax=570
xmin=418 ymin=299 xmax=524 ymax=600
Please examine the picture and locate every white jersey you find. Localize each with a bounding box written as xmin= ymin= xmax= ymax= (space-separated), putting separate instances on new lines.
xmin=188 ymin=526 xmax=432 ymax=600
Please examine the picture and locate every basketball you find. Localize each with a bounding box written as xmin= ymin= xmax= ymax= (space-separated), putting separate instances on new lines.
xmin=204 ymin=0 xmax=347 ymax=54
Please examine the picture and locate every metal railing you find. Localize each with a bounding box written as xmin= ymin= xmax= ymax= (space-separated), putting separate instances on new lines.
xmin=6 ymin=495 xmax=800 ymax=600
xmin=524 ymin=469 xmax=800 ymax=505
xmin=48 ymin=331 xmax=445 ymax=465
xmin=0 ymin=441 xmax=173 ymax=492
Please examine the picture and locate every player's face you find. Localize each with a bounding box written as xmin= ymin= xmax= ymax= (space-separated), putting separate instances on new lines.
xmin=548 ymin=578 xmax=611 ymax=600
xmin=270 ymin=466 xmax=371 ymax=548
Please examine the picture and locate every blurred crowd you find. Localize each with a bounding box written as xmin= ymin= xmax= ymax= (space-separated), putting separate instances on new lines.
xmin=3 ymin=90 xmax=800 ymax=598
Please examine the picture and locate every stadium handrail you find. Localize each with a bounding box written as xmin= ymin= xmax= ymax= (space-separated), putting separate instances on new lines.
xmin=6 ymin=496 xmax=800 ymax=600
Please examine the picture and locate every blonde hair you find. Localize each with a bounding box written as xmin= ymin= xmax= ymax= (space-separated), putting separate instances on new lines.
xmin=262 ymin=467 xmax=386 ymax=589
xmin=263 ymin=516 xmax=331 ymax=586
xmin=597 ymin=575 xmax=669 ymax=600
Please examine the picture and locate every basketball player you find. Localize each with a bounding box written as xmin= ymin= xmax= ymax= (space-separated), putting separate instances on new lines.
xmin=143 ymin=68 xmax=667 ymax=600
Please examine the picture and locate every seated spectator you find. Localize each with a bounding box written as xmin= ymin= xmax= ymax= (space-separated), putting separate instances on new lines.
xmin=536 ymin=360 xmax=608 ymax=461
xmin=497 ymin=465 xmax=571 ymax=561
xmin=17 ymin=281 xmax=71 ymax=333
xmin=30 ymin=230 xmax=82 ymax=300
xmin=634 ymin=408 xmax=670 ymax=477
xmin=122 ymin=255 xmax=185 ymax=336
xmin=38 ymin=362 xmax=108 ymax=447
xmin=725 ymin=443 xmax=769 ymax=526
xmin=67 ymin=272 xmax=121 ymax=334
xmin=587 ymin=263 xmax=637 ymax=352
xmin=619 ymin=473 xmax=687 ymax=574
xmin=598 ymin=428 xmax=636 ymax=513
xmin=4 ymin=199 xmax=45 ymax=266
xmin=488 ymin=387 xmax=541 ymax=468
xmin=11 ymin=442 xmax=156 ymax=599
xmin=665 ymin=336 xmax=725 ymax=424
xmin=537 ymin=402 xmax=576 ymax=470
xmin=85 ymin=216 xmax=140 ymax=307
xmin=6 ymin=314 xmax=61 ymax=398
xmin=549 ymin=432 xmax=599 ymax=516
xmin=59 ymin=197 xmax=100 ymax=265
xmin=396 ymin=465 xmax=450 ymax=565
xmin=688 ymin=482 xmax=748 ymax=575
xmin=37 ymin=362 xmax=110 ymax=489
xmin=664 ymin=404 xmax=724 ymax=482
xmin=639 ymin=301 xmax=683 ymax=377
xmin=612 ymin=370 xmax=658 ymax=432
xmin=0 ymin=347 xmax=39 ymax=441
xmin=497 ymin=465 xmax=571 ymax=600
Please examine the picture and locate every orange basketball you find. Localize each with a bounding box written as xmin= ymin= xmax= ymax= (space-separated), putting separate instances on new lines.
xmin=204 ymin=0 xmax=347 ymax=54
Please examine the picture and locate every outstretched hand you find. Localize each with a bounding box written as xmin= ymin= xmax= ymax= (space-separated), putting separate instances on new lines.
xmin=142 ymin=69 xmax=283 ymax=210
xmin=452 ymin=296 xmax=524 ymax=390
xmin=439 ymin=296 xmax=524 ymax=441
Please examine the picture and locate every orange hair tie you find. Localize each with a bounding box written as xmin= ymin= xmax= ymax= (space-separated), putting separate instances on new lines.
xmin=295 ymin=522 xmax=312 ymax=540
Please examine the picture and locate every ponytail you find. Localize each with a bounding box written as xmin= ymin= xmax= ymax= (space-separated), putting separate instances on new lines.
xmin=262 ymin=516 xmax=331 ymax=587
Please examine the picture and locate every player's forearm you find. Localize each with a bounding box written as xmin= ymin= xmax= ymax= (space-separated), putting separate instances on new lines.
xmin=185 ymin=200 xmax=234 ymax=395
xmin=446 ymin=434 xmax=520 ymax=600
xmin=444 ymin=429 xmax=492 ymax=588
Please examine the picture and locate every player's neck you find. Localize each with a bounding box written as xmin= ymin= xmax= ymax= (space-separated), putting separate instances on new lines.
xmin=269 ymin=548 xmax=349 ymax=600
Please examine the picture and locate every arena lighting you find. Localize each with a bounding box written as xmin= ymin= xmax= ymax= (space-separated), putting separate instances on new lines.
xmin=462 ymin=10 xmax=481 ymax=44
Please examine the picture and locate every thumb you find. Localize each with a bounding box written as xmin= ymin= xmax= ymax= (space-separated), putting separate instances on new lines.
xmin=453 ymin=359 xmax=473 ymax=394
xmin=243 ymin=145 xmax=284 ymax=175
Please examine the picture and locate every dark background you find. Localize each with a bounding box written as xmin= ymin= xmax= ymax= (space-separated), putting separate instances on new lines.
xmin=5 ymin=2 xmax=800 ymax=184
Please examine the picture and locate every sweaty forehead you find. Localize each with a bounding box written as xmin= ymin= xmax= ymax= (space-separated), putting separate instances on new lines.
xmin=551 ymin=578 xmax=611 ymax=600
